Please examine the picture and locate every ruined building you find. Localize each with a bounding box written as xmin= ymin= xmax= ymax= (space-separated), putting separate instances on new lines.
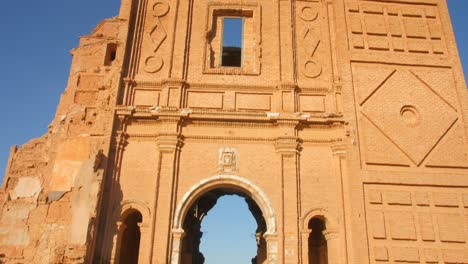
xmin=0 ymin=0 xmax=467 ymax=263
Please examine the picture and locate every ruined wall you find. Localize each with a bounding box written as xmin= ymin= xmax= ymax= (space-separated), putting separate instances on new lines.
xmin=0 ymin=17 xmax=128 ymax=263
xmin=0 ymin=0 xmax=467 ymax=263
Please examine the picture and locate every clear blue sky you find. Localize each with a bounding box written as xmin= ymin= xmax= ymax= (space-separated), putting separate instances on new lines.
xmin=0 ymin=1 xmax=466 ymax=263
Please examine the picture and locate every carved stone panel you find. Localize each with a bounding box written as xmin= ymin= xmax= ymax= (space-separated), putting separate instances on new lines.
xmin=352 ymin=62 xmax=468 ymax=169
xmin=140 ymin=0 xmax=171 ymax=75
xmin=346 ymin=1 xmax=447 ymax=56
xmin=218 ymin=147 xmax=238 ymax=173
xmin=365 ymin=184 xmax=468 ymax=264
xmin=295 ymin=0 xmax=332 ymax=86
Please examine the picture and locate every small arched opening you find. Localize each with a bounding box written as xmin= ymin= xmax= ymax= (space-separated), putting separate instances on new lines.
xmin=117 ymin=210 xmax=143 ymax=264
xmin=308 ymin=217 xmax=328 ymax=264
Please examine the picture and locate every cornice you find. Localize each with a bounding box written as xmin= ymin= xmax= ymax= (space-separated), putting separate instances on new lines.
xmin=115 ymin=106 xmax=346 ymax=126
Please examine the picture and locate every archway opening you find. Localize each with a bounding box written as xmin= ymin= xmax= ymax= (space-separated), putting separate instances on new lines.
xmin=118 ymin=210 xmax=142 ymax=264
xmin=181 ymin=189 xmax=268 ymax=264
xmin=308 ymin=217 xmax=328 ymax=264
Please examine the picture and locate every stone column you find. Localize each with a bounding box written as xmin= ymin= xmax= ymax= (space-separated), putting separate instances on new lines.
xmin=159 ymin=79 xmax=185 ymax=108
xmin=323 ymin=230 xmax=340 ymax=264
xmin=111 ymin=221 xmax=126 ymax=264
xmin=102 ymin=128 xmax=129 ymax=261
xmin=279 ymin=83 xmax=298 ymax=113
xmin=138 ymin=223 xmax=151 ymax=264
xmin=332 ymin=143 xmax=350 ymax=264
xmin=300 ymin=230 xmax=311 ymax=264
xmin=278 ymin=0 xmax=296 ymax=82
xmin=275 ymin=124 xmax=301 ymax=264
xmin=264 ymin=233 xmax=279 ymax=264
xmin=170 ymin=228 xmax=186 ymax=264
xmin=149 ymin=120 xmax=183 ymax=263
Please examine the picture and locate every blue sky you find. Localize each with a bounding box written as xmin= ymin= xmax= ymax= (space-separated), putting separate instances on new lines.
xmin=0 ymin=1 xmax=466 ymax=263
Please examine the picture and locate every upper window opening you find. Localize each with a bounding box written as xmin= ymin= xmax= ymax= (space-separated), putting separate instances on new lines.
xmin=221 ymin=17 xmax=243 ymax=67
xmin=205 ymin=8 xmax=258 ymax=75
xmin=105 ymin=43 xmax=117 ymax=66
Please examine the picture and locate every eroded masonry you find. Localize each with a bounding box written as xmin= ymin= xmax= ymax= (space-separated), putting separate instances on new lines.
xmin=1 ymin=0 xmax=467 ymax=263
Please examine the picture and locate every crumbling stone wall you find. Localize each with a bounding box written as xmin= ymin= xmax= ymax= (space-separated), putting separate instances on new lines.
xmin=0 ymin=17 xmax=127 ymax=264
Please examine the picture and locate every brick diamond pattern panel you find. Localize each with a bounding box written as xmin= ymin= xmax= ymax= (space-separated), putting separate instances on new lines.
xmin=353 ymin=63 xmax=468 ymax=168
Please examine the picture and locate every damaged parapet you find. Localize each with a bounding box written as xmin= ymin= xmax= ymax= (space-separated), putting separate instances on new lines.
xmin=0 ymin=17 xmax=127 ymax=264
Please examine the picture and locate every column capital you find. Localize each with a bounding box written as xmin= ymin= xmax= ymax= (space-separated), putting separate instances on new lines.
xmin=275 ymin=136 xmax=301 ymax=154
xmin=157 ymin=133 xmax=184 ymax=152
xmin=331 ymin=142 xmax=347 ymax=156
xmin=263 ymin=231 xmax=278 ymax=241
xmin=278 ymin=82 xmax=298 ymax=91
xmin=171 ymin=228 xmax=186 ymax=239
xmin=322 ymin=230 xmax=339 ymax=241
xmin=115 ymin=131 xmax=129 ymax=150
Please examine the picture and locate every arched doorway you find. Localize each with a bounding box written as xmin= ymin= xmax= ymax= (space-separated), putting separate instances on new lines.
xmin=116 ymin=210 xmax=142 ymax=264
xmin=181 ymin=189 xmax=267 ymax=264
xmin=171 ymin=175 xmax=278 ymax=264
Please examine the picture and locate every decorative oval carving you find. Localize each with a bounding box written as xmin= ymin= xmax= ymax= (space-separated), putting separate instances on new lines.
xmin=303 ymin=60 xmax=322 ymax=78
xmin=300 ymin=6 xmax=319 ymax=22
xmin=144 ymin=56 xmax=164 ymax=73
xmin=153 ymin=2 xmax=170 ymax=17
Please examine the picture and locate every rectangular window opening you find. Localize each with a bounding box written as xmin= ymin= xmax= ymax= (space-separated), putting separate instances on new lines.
xmin=105 ymin=43 xmax=118 ymax=66
xmin=221 ymin=17 xmax=243 ymax=67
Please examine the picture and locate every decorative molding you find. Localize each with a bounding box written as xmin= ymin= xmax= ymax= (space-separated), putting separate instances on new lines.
xmin=346 ymin=1 xmax=446 ymax=57
xmin=298 ymin=3 xmax=322 ymax=78
xmin=144 ymin=1 xmax=170 ymax=73
xmin=218 ymin=147 xmax=238 ymax=172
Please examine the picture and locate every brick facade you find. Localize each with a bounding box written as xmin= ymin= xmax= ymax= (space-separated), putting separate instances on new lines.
xmin=0 ymin=0 xmax=467 ymax=263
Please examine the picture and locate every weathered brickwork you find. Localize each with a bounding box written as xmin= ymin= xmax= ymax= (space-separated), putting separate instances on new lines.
xmin=0 ymin=0 xmax=467 ymax=263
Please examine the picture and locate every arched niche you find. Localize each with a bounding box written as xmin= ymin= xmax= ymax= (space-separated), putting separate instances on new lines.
xmin=302 ymin=209 xmax=338 ymax=232
xmin=115 ymin=209 xmax=143 ymax=264
xmin=170 ymin=175 xmax=278 ymax=264
xmin=112 ymin=200 xmax=151 ymax=264
xmin=301 ymin=209 xmax=341 ymax=264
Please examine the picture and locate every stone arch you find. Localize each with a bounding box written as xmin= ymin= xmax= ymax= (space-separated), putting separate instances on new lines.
xmin=174 ymin=175 xmax=277 ymax=234
xmin=301 ymin=209 xmax=340 ymax=264
xmin=121 ymin=200 xmax=151 ymax=223
xmin=302 ymin=208 xmax=337 ymax=232
xmin=112 ymin=200 xmax=151 ymax=264
xmin=171 ymin=175 xmax=278 ymax=264
xmin=115 ymin=209 xmax=143 ymax=264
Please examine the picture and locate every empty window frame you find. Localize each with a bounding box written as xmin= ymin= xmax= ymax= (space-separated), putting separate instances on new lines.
xmin=221 ymin=17 xmax=243 ymax=67
xmin=206 ymin=8 xmax=258 ymax=74
xmin=105 ymin=43 xmax=118 ymax=66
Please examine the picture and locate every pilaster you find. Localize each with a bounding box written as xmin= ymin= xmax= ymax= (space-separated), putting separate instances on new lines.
xmin=275 ymin=121 xmax=301 ymax=264
xmin=300 ymin=230 xmax=311 ymax=264
xmin=323 ymin=230 xmax=340 ymax=264
xmin=149 ymin=120 xmax=183 ymax=263
xmin=278 ymin=0 xmax=296 ymax=83
xmin=331 ymin=142 xmax=350 ymax=264
xmin=169 ymin=228 xmax=186 ymax=264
